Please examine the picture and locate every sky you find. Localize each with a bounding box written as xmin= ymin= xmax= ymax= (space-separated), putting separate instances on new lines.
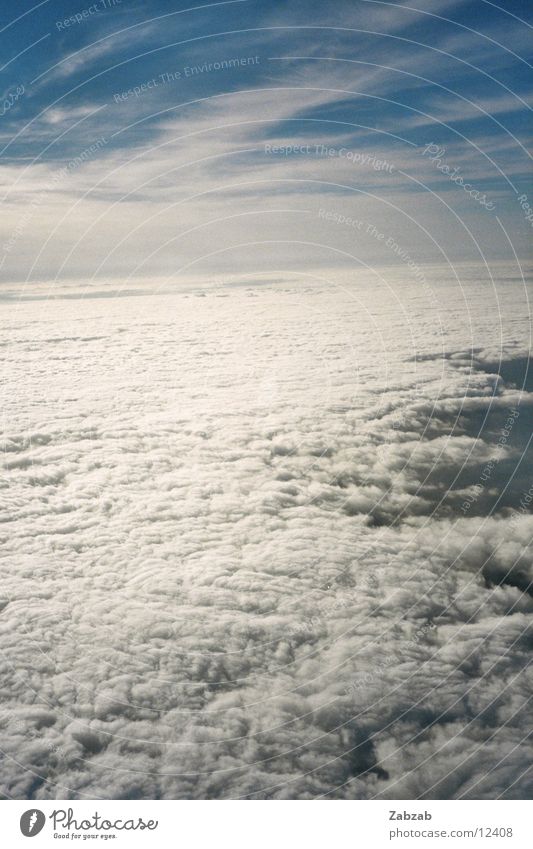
xmin=0 ymin=0 xmax=531 ymax=287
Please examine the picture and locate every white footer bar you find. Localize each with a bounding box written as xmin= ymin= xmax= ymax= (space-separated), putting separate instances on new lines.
xmin=4 ymin=800 xmax=531 ymax=848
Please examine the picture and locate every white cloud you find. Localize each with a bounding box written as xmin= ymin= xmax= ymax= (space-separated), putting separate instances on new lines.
xmin=0 ymin=267 xmax=532 ymax=799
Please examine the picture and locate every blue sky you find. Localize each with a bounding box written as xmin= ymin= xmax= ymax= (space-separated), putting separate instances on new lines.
xmin=0 ymin=0 xmax=531 ymax=286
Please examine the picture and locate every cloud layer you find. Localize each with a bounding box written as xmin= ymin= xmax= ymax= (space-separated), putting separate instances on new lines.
xmin=1 ymin=266 xmax=532 ymax=799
